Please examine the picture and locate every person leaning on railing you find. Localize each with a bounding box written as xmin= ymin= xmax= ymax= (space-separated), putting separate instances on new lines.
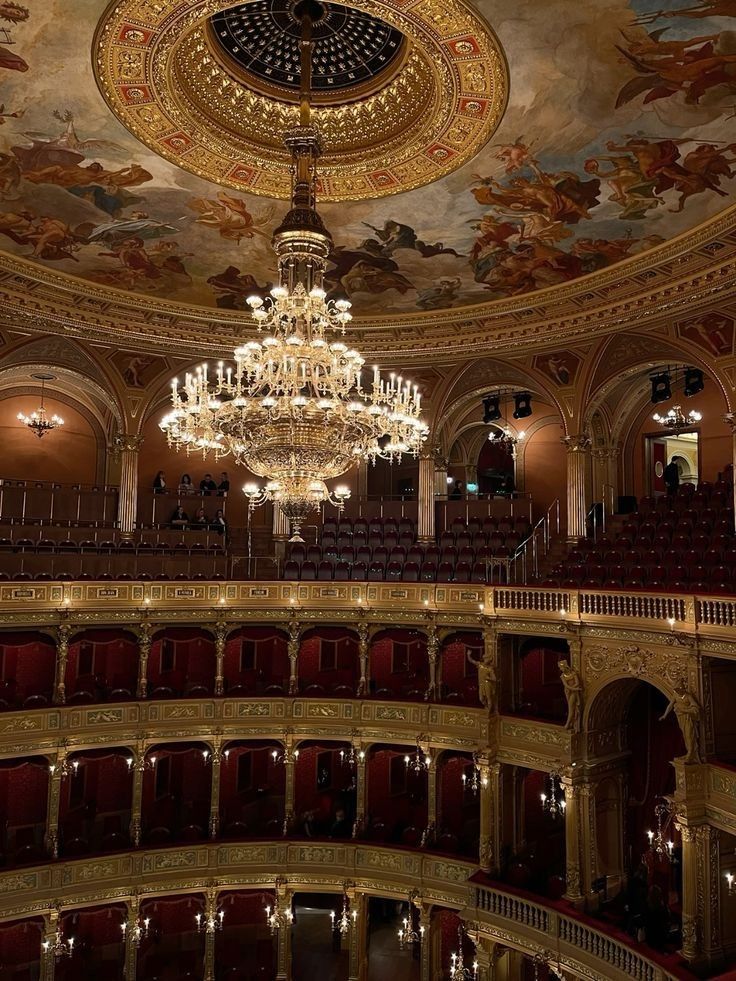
xmin=169 ymin=505 xmax=188 ymax=529
xmin=211 ymin=509 xmax=227 ymax=540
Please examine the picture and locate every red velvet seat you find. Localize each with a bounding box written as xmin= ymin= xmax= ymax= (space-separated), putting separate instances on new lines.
xmin=300 ymin=561 xmax=317 ymax=581
xmin=334 ymin=561 xmax=350 ymax=581
xmin=436 ymin=562 xmax=454 ymax=583
xmin=350 ymin=561 xmax=367 ymax=580
xmin=401 ymin=562 xmax=419 ymax=582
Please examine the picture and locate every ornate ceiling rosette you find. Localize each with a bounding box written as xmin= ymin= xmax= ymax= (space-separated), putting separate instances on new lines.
xmin=93 ymin=0 xmax=508 ymax=202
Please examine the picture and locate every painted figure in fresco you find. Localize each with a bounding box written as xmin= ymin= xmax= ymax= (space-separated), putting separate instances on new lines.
xmin=188 ymin=191 xmax=274 ymax=243
xmin=583 ymin=155 xmax=664 ymax=220
xmin=0 ymin=4 xmax=28 ymax=23
xmin=206 ymin=266 xmax=272 ymax=310
xmin=416 ymin=276 xmax=462 ymax=310
xmin=325 ymin=245 xmax=414 ymax=298
xmin=0 ymin=151 xmax=20 ymax=198
xmin=633 ymin=1 xmax=736 ymax=26
xmin=488 ymin=137 xmax=539 ymax=175
xmin=472 ymin=170 xmax=600 ymax=225
xmin=361 ymin=219 xmax=464 ymax=258
xmin=92 ymin=236 xmax=191 ymax=290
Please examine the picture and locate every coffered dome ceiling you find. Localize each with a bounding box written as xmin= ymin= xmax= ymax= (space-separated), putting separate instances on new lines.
xmin=0 ymin=0 xmax=734 ymax=329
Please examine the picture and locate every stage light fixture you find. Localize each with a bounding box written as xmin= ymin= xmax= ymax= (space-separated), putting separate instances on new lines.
xmin=684 ymin=367 xmax=704 ymax=397
xmin=513 ymin=392 xmax=533 ymax=419
xmin=650 ymin=372 xmax=671 ymax=404
xmin=482 ymin=394 xmax=501 ymax=424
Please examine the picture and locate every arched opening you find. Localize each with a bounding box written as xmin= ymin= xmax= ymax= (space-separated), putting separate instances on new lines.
xmin=56 ymin=904 xmax=126 ymax=981
xmin=148 ymin=627 xmax=216 ymax=699
xmin=65 ymin=629 xmax=138 ymax=704
xmin=137 ymin=894 xmax=205 ymax=980
xmin=292 ymin=740 xmax=356 ymax=839
xmin=369 ymin=628 xmax=428 ymax=701
xmin=57 ymin=748 xmax=133 ymax=857
xmin=219 ymin=740 xmax=285 ymax=838
xmin=364 ymin=745 xmax=428 ymax=846
xmin=141 ymin=743 xmax=212 ymax=846
xmin=298 ymin=627 xmax=359 ymax=697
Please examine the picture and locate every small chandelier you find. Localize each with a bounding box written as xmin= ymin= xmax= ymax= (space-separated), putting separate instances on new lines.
xmin=404 ymin=738 xmax=431 ymax=774
xmin=271 ymin=743 xmax=299 ymax=766
xmin=330 ymin=888 xmax=357 ymax=936
xmin=487 ymin=424 xmax=525 ymax=458
xmin=202 ymin=747 xmax=230 ymax=766
xmin=121 ymin=915 xmax=151 ymax=948
xmin=160 ymin=4 xmax=428 ymax=543
xmin=126 ymin=754 xmax=156 ymax=773
xmin=195 ymin=909 xmax=224 ymax=934
xmin=17 ymin=373 xmax=64 ymax=439
xmin=50 ymin=757 xmax=79 ymax=780
xmin=339 ymin=736 xmax=365 ymax=769
xmin=43 ymin=924 xmax=74 ymax=960
xmin=645 ymin=797 xmax=674 ymax=861
xmin=450 ymin=927 xmax=478 ymax=980
xmin=397 ymin=893 xmax=424 ymax=950
xmin=461 ymin=754 xmax=486 ymax=795
xmin=540 ymin=772 xmax=566 ymax=820
xmin=265 ymin=883 xmax=293 ymax=935
xmin=653 ymin=405 xmax=701 ymax=433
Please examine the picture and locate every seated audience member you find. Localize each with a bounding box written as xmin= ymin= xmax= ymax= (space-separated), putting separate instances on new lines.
xmin=200 ymin=473 xmax=217 ymax=493
xmin=169 ymin=505 xmax=189 ymax=529
xmin=212 ymin=509 xmax=227 ymax=536
xmin=449 ymin=479 xmax=464 ymax=500
xmin=191 ymin=507 xmax=210 ymax=529
xmin=178 ymin=473 xmax=194 ymax=495
xmin=153 ymin=470 xmax=166 ymax=494
xmin=218 ymin=471 xmax=230 ymax=495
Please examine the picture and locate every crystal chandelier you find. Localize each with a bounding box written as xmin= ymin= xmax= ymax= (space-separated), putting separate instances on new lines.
xmin=42 ymin=924 xmax=74 ymax=960
xmin=540 ymin=772 xmax=566 ymax=819
xmin=404 ymin=738 xmax=431 ymax=774
xmin=461 ymin=754 xmax=485 ymax=795
xmin=487 ymin=424 xmax=525 ymax=458
xmin=121 ymin=915 xmax=151 ymax=948
xmin=330 ymin=888 xmax=357 ymax=936
xmin=653 ymin=405 xmax=701 ymax=433
xmin=265 ymin=881 xmax=293 ymax=935
xmin=160 ymin=3 xmax=428 ymax=542
xmin=339 ymin=736 xmax=365 ymax=769
xmin=18 ymin=373 xmax=64 ymax=439
xmin=449 ymin=927 xmax=478 ymax=980
xmin=645 ymin=797 xmax=673 ymax=861
xmin=397 ymin=892 xmax=424 ymax=949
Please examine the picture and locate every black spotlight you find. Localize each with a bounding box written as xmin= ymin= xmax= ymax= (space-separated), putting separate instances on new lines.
xmin=650 ymin=372 xmax=671 ymax=404
xmin=684 ymin=367 xmax=704 ymax=397
xmin=482 ymin=394 xmax=501 ymax=424
xmin=513 ymin=391 xmax=533 ymax=419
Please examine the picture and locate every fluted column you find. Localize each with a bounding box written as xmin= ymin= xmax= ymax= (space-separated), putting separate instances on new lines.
xmin=562 ymin=434 xmax=591 ymax=541
xmin=723 ymin=413 xmax=736 ymax=531
xmin=287 ymin=620 xmax=300 ymax=696
xmin=116 ymin=433 xmax=143 ymax=537
xmin=347 ymin=891 xmax=366 ymax=981
xmin=479 ymin=758 xmax=499 ymax=873
xmin=136 ymin=621 xmax=151 ymax=700
xmin=214 ymin=621 xmax=228 ymax=696
xmin=45 ymin=745 xmax=65 ymax=859
xmin=417 ymin=452 xmax=435 ymax=542
xmin=208 ymin=736 xmax=223 ymax=839
xmin=123 ymin=894 xmax=140 ymax=981
xmin=561 ymin=773 xmax=584 ymax=906
xmin=357 ymin=622 xmax=369 ymax=697
xmin=591 ymin=445 xmax=619 ymax=522
xmin=53 ymin=623 xmax=70 ymax=706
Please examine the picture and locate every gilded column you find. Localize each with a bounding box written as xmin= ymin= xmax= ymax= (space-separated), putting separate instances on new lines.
xmin=287 ymin=620 xmax=300 ymax=696
xmin=40 ymin=908 xmax=59 ymax=981
xmin=45 ymin=744 xmax=66 ymax=858
xmin=353 ymin=742 xmax=368 ymax=838
xmin=424 ymin=748 xmax=437 ymax=846
xmin=123 ymin=894 xmax=140 ymax=981
xmin=677 ymin=822 xmax=724 ymax=968
xmin=357 ymin=621 xmax=369 ymax=698
xmin=136 ymin=620 xmax=152 ymax=700
xmin=283 ymin=734 xmax=297 ymax=835
xmin=347 ymin=891 xmax=366 ymax=981
xmin=209 ymin=735 xmax=223 ymax=839
xmin=115 ymin=433 xmax=143 ymax=537
xmin=425 ymin=623 xmax=440 ymax=702
xmin=53 ymin=623 xmax=70 ymax=706
xmin=204 ymin=884 xmax=219 ymax=981
xmin=214 ymin=620 xmax=228 ymax=696
xmin=417 ymin=451 xmax=435 ymax=543
xmin=419 ymin=903 xmax=432 ymax=981
xmin=129 ymin=738 xmax=146 ymax=847
xmin=479 ymin=758 xmax=499 ymax=874
xmin=678 ymin=822 xmax=700 ymax=962
xmin=275 ymin=882 xmax=293 ymax=981
xmin=591 ymin=445 xmax=619 ymax=523
xmin=562 ymin=434 xmax=591 ymax=541
xmin=561 ymin=773 xmax=584 ymax=906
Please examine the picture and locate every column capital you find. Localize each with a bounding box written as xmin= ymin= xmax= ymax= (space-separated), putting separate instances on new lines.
xmin=114 ymin=432 xmax=144 ymax=454
xmin=723 ymin=412 xmax=736 ymax=433
xmin=562 ymin=433 xmax=591 ymax=452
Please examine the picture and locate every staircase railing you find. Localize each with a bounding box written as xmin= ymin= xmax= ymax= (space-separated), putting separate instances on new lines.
xmin=510 ymin=499 xmax=560 ymax=583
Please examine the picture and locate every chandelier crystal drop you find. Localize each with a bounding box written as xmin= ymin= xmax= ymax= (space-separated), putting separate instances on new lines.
xmin=160 ymin=4 xmax=428 ymax=542
xmin=652 ymin=405 xmax=701 ymax=433
xmin=540 ymin=772 xmax=566 ymax=819
xmin=17 ymin=373 xmax=64 ymax=439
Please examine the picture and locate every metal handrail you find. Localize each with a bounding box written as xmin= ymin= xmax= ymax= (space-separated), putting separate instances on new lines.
xmin=510 ymin=499 xmax=560 ymax=583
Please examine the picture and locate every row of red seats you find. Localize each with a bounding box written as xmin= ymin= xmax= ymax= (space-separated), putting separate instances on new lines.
xmin=0 ymin=537 xmax=223 ymax=554
xmin=283 ymin=557 xmax=508 ymax=583
xmin=288 ymin=538 xmax=519 ymax=566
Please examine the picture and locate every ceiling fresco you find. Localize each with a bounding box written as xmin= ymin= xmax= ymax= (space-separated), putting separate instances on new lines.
xmin=0 ymin=0 xmax=734 ymax=318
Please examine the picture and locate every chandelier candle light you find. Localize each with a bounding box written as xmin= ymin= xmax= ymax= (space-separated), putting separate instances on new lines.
xmin=17 ymin=373 xmax=64 ymax=439
xmin=449 ymin=927 xmax=478 ymax=980
xmin=653 ymin=405 xmax=702 ymax=433
xmin=331 ymin=889 xmax=357 ymax=936
xmin=121 ymin=915 xmax=151 ymax=948
xmin=160 ymin=1 xmax=428 ymax=542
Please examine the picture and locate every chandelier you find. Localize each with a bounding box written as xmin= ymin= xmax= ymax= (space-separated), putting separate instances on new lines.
xmin=540 ymin=772 xmax=566 ymax=820
xmin=127 ymin=754 xmax=156 ymax=773
xmin=450 ymin=927 xmax=478 ymax=980
xmin=397 ymin=892 xmax=424 ymax=949
xmin=339 ymin=736 xmax=365 ymax=769
xmin=121 ymin=915 xmax=151 ymax=948
xmin=50 ymin=757 xmax=79 ymax=780
xmin=195 ymin=909 xmax=224 ymax=934
xmin=160 ymin=3 xmax=428 ymax=542
xmin=42 ymin=924 xmax=74 ymax=960
xmin=330 ymin=888 xmax=357 ymax=936
xmin=461 ymin=754 xmax=485 ymax=795
xmin=653 ymin=405 xmax=701 ymax=433
xmin=487 ymin=424 xmax=525 ymax=458
xmin=18 ymin=373 xmax=64 ymax=439
xmin=404 ymin=738 xmax=431 ymax=774
xmin=271 ymin=743 xmax=299 ymax=766
xmin=265 ymin=882 xmax=293 ymax=935
xmin=645 ymin=797 xmax=674 ymax=861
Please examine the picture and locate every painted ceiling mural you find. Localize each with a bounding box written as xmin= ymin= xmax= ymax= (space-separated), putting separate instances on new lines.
xmin=0 ymin=0 xmax=734 ymax=315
